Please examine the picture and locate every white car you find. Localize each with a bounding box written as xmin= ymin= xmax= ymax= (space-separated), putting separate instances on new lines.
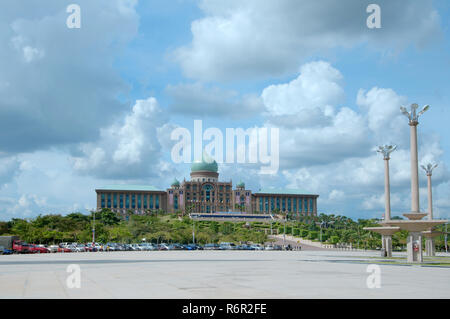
xmin=48 ymin=245 xmax=59 ymax=253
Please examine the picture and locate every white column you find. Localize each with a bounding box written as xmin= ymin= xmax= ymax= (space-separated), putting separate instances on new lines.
xmin=427 ymin=173 xmax=433 ymax=220
xmin=410 ymin=123 xmax=420 ymax=213
xmin=384 ymin=158 xmax=391 ymax=221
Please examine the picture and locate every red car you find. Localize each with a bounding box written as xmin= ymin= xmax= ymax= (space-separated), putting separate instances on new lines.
xmin=29 ymin=244 xmax=50 ymax=253
xmin=57 ymin=246 xmax=72 ymax=253
xmin=12 ymin=241 xmax=31 ymax=254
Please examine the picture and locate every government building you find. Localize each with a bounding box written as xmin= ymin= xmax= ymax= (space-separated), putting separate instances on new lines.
xmin=95 ymin=158 xmax=319 ymax=218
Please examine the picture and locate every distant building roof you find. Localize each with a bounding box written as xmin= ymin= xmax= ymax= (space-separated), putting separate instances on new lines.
xmin=191 ymin=152 xmax=218 ymax=173
xmin=171 ymin=178 xmax=180 ymax=187
xmin=96 ymin=185 xmax=164 ymax=192
xmin=255 ymin=188 xmax=317 ymax=196
xmin=236 ymin=181 xmax=245 ymax=188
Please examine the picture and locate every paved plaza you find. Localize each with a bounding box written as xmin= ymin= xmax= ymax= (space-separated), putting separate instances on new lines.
xmin=0 ymin=250 xmax=449 ymax=299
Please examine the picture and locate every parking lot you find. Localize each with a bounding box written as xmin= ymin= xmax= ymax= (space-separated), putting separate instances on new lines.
xmin=1 ymin=250 xmax=449 ymax=298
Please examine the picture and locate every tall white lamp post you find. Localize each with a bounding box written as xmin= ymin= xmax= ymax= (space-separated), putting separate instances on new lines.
xmin=421 ymin=163 xmax=439 ymax=256
xmin=400 ymin=104 xmax=429 ymax=217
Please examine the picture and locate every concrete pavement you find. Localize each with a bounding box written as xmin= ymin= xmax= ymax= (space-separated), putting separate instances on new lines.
xmin=0 ymin=250 xmax=449 ymax=298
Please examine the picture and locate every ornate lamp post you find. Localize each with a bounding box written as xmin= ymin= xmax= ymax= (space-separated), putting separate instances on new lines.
xmin=400 ymin=103 xmax=429 ymax=217
xmin=377 ymin=145 xmax=397 ymax=221
xmin=421 ymin=163 xmax=438 ymax=220
xmin=364 ymin=145 xmax=400 ymax=257
xmin=421 ymin=163 xmax=439 ymax=256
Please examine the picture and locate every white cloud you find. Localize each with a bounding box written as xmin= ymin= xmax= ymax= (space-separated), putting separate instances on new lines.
xmin=0 ymin=0 xmax=139 ymax=153
xmin=262 ymin=61 xmax=344 ymax=117
xmin=174 ymin=0 xmax=441 ymax=81
xmin=166 ymin=82 xmax=265 ymax=119
xmin=70 ymin=97 xmax=170 ymax=180
xmin=261 ymin=61 xmax=369 ymax=167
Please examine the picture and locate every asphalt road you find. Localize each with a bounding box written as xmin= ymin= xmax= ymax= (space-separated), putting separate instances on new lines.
xmin=0 ymin=250 xmax=449 ymax=298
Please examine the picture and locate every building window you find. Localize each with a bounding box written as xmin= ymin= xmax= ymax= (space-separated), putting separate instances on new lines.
xmin=143 ymin=195 xmax=147 ymax=209
xmin=156 ymin=196 xmax=159 ymax=209
xmin=132 ymin=195 xmax=136 ymax=209
xmin=107 ymin=194 xmax=111 ymax=208
xmin=259 ymin=197 xmax=263 ymax=212
xmin=113 ymin=194 xmax=117 ymax=208
xmin=101 ymin=193 xmax=105 ymax=208
xmin=120 ymin=194 xmax=124 ymax=208
xmin=138 ymin=194 xmax=141 ymax=209
xmin=293 ymin=198 xmax=297 ymax=212
xmin=288 ymin=198 xmax=291 ymax=211
xmin=309 ymin=198 xmax=313 ymax=213
xmin=271 ymin=197 xmax=274 ymax=211
xmin=174 ymin=195 xmax=178 ymax=210
xmin=265 ymin=197 xmax=269 ymax=211
xmin=150 ymin=195 xmax=153 ymax=209
xmin=282 ymin=198 xmax=286 ymax=211
xmin=126 ymin=194 xmax=130 ymax=208
xmin=276 ymin=197 xmax=280 ymax=209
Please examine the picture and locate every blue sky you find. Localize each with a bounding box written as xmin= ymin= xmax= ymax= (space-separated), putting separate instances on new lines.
xmin=0 ymin=0 xmax=449 ymax=221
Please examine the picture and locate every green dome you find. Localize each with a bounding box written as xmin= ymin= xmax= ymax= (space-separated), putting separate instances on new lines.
xmin=191 ymin=153 xmax=218 ymax=173
xmin=171 ymin=178 xmax=180 ymax=187
xmin=237 ymin=181 xmax=245 ymax=188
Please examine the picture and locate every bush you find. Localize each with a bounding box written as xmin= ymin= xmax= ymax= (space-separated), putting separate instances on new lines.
xmin=292 ymin=228 xmax=300 ymax=236
xmin=308 ymin=231 xmax=318 ymax=240
xmin=285 ymin=226 xmax=292 ymax=234
xmin=329 ymin=236 xmax=339 ymax=244
xmin=299 ymin=229 xmax=309 ymax=238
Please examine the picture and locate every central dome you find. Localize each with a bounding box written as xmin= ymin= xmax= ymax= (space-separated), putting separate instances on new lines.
xmin=191 ymin=159 xmax=218 ymax=173
xmin=191 ymin=152 xmax=218 ymax=173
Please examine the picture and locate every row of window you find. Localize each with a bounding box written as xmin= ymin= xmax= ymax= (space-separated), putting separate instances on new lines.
xmin=185 ymin=184 xmax=232 ymax=191
xmin=100 ymin=193 xmax=160 ymax=210
xmin=258 ymin=197 xmax=315 ymax=213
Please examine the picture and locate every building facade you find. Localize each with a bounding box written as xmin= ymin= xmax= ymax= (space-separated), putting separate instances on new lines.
xmin=95 ymin=159 xmax=319 ymax=217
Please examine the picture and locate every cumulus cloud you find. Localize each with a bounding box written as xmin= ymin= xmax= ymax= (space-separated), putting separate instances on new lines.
xmin=262 ymin=61 xmax=369 ymax=167
xmin=0 ymin=0 xmax=139 ymax=153
xmin=70 ymin=97 xmax=172 ymax=180
xmin=174 ymin=0 xmax=442 ymax=81
xmin=166 ymin=83 xmax=265 ymax=119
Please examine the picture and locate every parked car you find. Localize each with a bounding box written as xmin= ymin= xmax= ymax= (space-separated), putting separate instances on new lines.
xmin=219 ymin=242 xmax=237 ymax=250
xmin=169 ymin=243 xmax=185 ymax=250
xmin=203 ymin=243 xmax=220 ymax=250
xmin=58 ymin=245 xmax=72 ymax=253
xmin=158 ymin=243 xmax=170 ymax=251
xmin=0 ymin=245 xmax=13 ymax=255
xmin=13 ymin=241 xmax=32 ymax=254
xmin=48 ymin=245 xmax=59 ymax=253
xmin=29 ymin=244 xmax=50 ymax=253
xmin=138 ymin=243 xmax=152 ymax=251
xmin=69 ymin=244 xmax=85 ymax=252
